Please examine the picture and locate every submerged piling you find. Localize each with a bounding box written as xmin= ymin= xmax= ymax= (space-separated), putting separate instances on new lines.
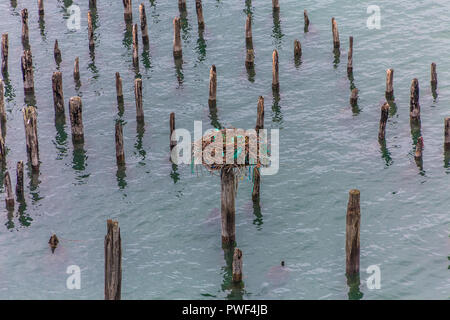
xmin=135 ymin=78 xmax=144 ymax=122
xmin=21 ymin=49 xmax=34 ymax=95
xmin=173 ymin=17 xmax=182 ymax=59
xmin=410 ymin=78 xmax=420 ymax=122
xmin=1 ymin=34 xmax=8 ymax=75
xmin=415 ymin=136 xmax=424 ymax=160
xmin=385 ymin=69 xmax=394 ymax=100
xmin=208 ymin=65 xmax=217 ymax=108
xmin=346 ymin=189 xmax=360 ymax=275
xmin=195 ymin=0 xmax=205 ymax=29
xmin=221 ymin=168 xmax=236 ymax=247
xmin=49 ymin=234 xmax=59 ymax=253
xmin=245 ymin=49 xmax=254 ymax=69
xmin=378 ymin=102 xmax=389 ymax=141
xmin=68 ymin=97 xmax=84 ymax=144
xmin=52 ymin=71 xmax=65 ymax=116
xmin=272 ymin=50 xmax=279 ymax=91
xmin=139 ymin=4 xmax=150 ymax=49
xmin=4 ymin=172 xmax=14 ymax=209
xmin=431 ymin=63 xmax=437 ymax=96
xmin=16 ymin=161 xmax=24 ymax=200
xmin=23 ymin=106 xmax=39 ymax=171
xmin=115 ymin=122 xmax=125 ymax=166
xmin=331 ymin=17 xmax=340 ymax=49
xmin=105 ymin=219 xmax=122 ymax=300
xmin=54 ymin=39 xmax=62 ymax=66
xmin=232 ymin=248 xmax=243 ymax=283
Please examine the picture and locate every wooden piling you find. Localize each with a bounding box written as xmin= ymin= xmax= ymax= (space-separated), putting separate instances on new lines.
xmin=15 ymin=161 xmax=24 ymax=200
xmin=410 ymin=78 xmax=420 ymax=121
xmin=170 ymin=112 xmax=176 ymax=153
xmin=115 ymin=72 xmax=123 ymax=105
xmin=173 ymin=17 xmax=182 ymax=59
xmin=38 ymin=0 xmax=44 ymax=16
xmin=195 ymin=0 xmax=205 ymax=29
xmin=115 ymin=122 xmax=125 ymax=166
xmin=134 ymin=78 xmax=144 ymax=122
xmin=245 ymin=14 xmax=252 ymax=49
xmin=347 ymin=36 xmax=353 ymax=75
xmin=21 ymin=9 xmax=29 ymax=49
xmin=0 ymin=80 xmax=6 ymax=125
xmin=49 ymin=234 xmax=59 ymax=253
xmin=378 ymin=102 xmax=389 ymax=141
xmin=52 ymin=71 xmax=65 ymax=115
xmin=139 ymin=4 xmax=150 ymax=49
xmin=272 ymin=50 xmax=279 ymax=91
xmin=272 ymin=0 xmax=280 ymax=11
xmin=245 ymin=49 xmax=254 ymax=69
xmin=415 ymin=136 xmax=423 ymax=160
xmin=179 ymin=0 xmax=187 ymax=13
xmin=68 ymin=97 xmax=84 ymax=144
xmin=385 ymin=69 xmax=394 ymax=100
xmin=4 ymin=171 xmax=14 ymax=209
xmin=132 ymin=24 xmax=139 ymax=69
xmin=54 ymin=39 xmax=62 ymax=65
xmin=21 ymin=49 xmax=34 ymax=95
xmin=22 ymin=106 xmax=39 ymax=171
xmin=89 ymin=0 xmax=97 ymax=9
xmin=221 ymin=168 xmax=236 ymax=246
xmin=252 ymin=96 xmax=264 ymax=202
xmin=294 ymin=39 xmax=302 ymax=59
xmin=331 ymin=17 xmax=340 ymax=49
xmin=1 ymin=34 xmax=8 ymax=75
xmin=105 ymin=219 xmax=122 ymax=300
xmin=123 ymin=0 xmax=132 ymax=22
xmin=431 ymin=62 xmax=437 ymax=89
xmin=346 ymin=189 xmax=360 ymax=275
xmin=304 ymin=10 xmax=310 ymax=32
xmin=232 ymin=248 xmax=243 ymax=283
xmin=88 ymin=11 xmax=95 ymax=49
xmin=445 ymin=118 xmax=450 ymax=152
xmin=350 ymin=88 xmax=358 ymax=108
xmin=208 ymin=65 xmax=217 ymax=108
xmin=73 ymin=57 xmax=80 ymax=82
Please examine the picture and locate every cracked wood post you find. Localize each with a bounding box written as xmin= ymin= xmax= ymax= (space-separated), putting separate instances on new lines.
xmin=378 ymin=102 xmax=389 ymax=141
xmin=16 ymin=161 xmax=24 ymax=200
xmin=252 ymin=96 xmax=264 ymax=202
xmin=54 ymin=39 xmax=62 ymax=66
xmin=4 ymin=171 xmax=14 ymax=209
xmin=232 ymin=248 xmax=243 ymax=283
xmin=88 ymin=11 xmax=94 ymax=50
xmin=431 ymin=62 xmax=437 ymax=92
xmin=331 ymin=17 xmax=340 ymax=49
xmin=195 ymin=0 xmax=205 ymax=29
xmin=132 ymin=24 xmax=139 ymax=69
xmin=347 ymin=36 xmax=353 ymax=75
xmin=139 ymin=3 xmax=150 ymax=49
xmin=208 ymin=65 xmax=217 ymax=108
xmin=105 ymin=219 xmax=122 ymax=300
xmin=350 ymin=88 xmax=358 ymax=108
xmin=115 ymin=122 xmax=125 ymax=166
xmin=294 ymin=39 xmax=302 ymax=59
xmin=272 ymin=0 xmax=280 ymax=11
xmin=135 ymin=78 xmax=144 ymax=122
xmin=21 ymin=49 xmax=34 ymax=95
xmin=179 ymin=0 xmax=187 ymax=13
xmin=21 ymin=9 xmax=29 ymax=49
xmin=0 ymin=80 xmax=6 ymax=125
xmin=385 ymin=68 xmax=394 ymax=100
xmin=116 ymin=72 xmax=123 ymax=105
xmin=410 ymin=78 xmax=420 ymax=122
xmin=23 ymin=106 xmax=39 ymax=172
xmin=304 ymin=10 xmax=310 ymax=32
xmin=245 ymin=14 xmax=252 ymax=49
xmin=346 ymin=189 xmax=360 ymax=275
xmin=1 ymin=33 xmax=8 ymax=75
xmin=170 ymin=112 xmax=176 ymax=156
xmin=68 ymin=97 xmax=84 ymax=144
xmin=52 ymin=71 xmax=65 ymax=116
xmin=73 ymin=57 xmax=80 ymax=82
xmin=445 ymin=118 xmax=450 ymax=152
xmin=221 ymin=168 xmax=236 ymax=247
xmin=272 ymin=50 xmax=279 ymax=92
xmin=38 ymin=0 xmax=44 ymax=16
xmin=173 ymin=17 xmax=182 ymax=59
xmin=123 ymin=0 xmax=132 ymax=22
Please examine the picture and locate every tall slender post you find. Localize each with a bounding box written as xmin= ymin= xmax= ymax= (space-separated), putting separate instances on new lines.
xmin=105 ymin=219 xmax=122 ymax=300
xmin=170 ymin=112 xmax=176 ymax=155
xmin=304 ymin=10 xmax=310 ymax=32
xmin=115 ymin=72 xmax=123 ymax=105
xmin=21 ymin=49 xmax=34 ymax=95
xmin=195 ymin=0 xmax=205 ymax=29
xmin=135 ymin=78 xmax=144 ymax=122
xmin=272 ymin=50 xmax=279 ymax=91
xmin=208 ymin=65 xmax=217 ymax=108
xmin=252 ymin=96 xmax=264 ymax=201
xmin=378 ymin=102 xmax=389 ymax=141
xmin=445 ymin=118 xmax=450 ymax=152
xmin=38 ymin=0 xmax=44 ymax=16
xmin=21 ymin=9 xmax=29 ymax=49
xmin=1 ymin=34 xmax=8 ymax=75
xmin=4 ymin=171 xmax=14 ymax=209
xmin=123 ymin=0 xmax=132 ymax=22
xmin=347 ymin=36 xmax=353 ymax=75
xmin=139 ymin=4 xmax=150 ymax=49
xmin=16 ymin=161 xmax=24 ymax=200
xmin=410 ymin=78 xmax=420 ymax=122
xmin=132 ymin=24 xmax=139 ymax=69
xmin=52 ymin=71 xmax=65 ymax=116
xmin=173 ymin=17 xmax=182 ymax=59
xmin=221 ymin=168 xmax=236 ymax=247
xmin=68 ymin=97 xmax=84 ymax=144
xmin=0 ymin=80 xmax=6 ymax=125
xmin=232 ymin=248 xmax=243 ymax=283
xmin=88 ymin=11 xmax=95 ymax=50
xmin=54 ymin=39 xmax=62 ymax=66
xmin=115 ymin=122 xmax=125 ymax=166
xmin=245 ymin=14 xmax=252 ymax=49
xmin=346 ymin=189 xmax=360 ymax=275
xmin=73 ymin=57 xmax=80 ymax=82
xmin=23 ymin=106 xmax=39 ymax=172
xmin=385 ymin=69 xmax=394 ymax=100
xmin=331 ymin=17 xmax=340 ymax=49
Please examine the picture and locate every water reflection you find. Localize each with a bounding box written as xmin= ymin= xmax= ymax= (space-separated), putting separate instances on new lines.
xmin=123 ymin=23 xmax=133 ymax=49
xmin=54 ymin=116 xmax=68 ymax=160
xmin=221 ymin=247 xmax=245 ymax=300
xmin=379 ymin=139 xmax=393 ymax=167
xmin=346 ymin=273 xmax=364 ymax=300
xmin=180 ymin=14 xmax=191 ymax=44
xmin=142 ymin=50 xmax=152 ymax=71
xmin=272 ymin=10 xmax=283 ymax=49
xmin=116 ymin=165 xmax=127 ymax=190
xmin=387 ymin=100 xmax=397 ymax=117
xmin=196 ymin=29 xmax=207 ymax=63
xmin=27 ymin=163 xmax=42 ymax=204
xmin=72 ymin=144 xmax=89 ymax=184
xmin=134 ymin=121 xmax=146 ymax=164
xmin=243 ymin=0 xmax=253 ymax=15
xmin=24 ymin=92 xmax=36 ymax=107
xmin=38 ymin=15 xmax=46 ymax=41
xmin=2 ymin=75 xmax=15 ymax=103
xmin=174 ymin=57 xmax=184 ymax=87
xmin=431 ymin=82 xmax=438 ymax=101
xmin=271 ymin=90 xmax=283 ymax=125
xmin=333 ymin=48 xmax=340 ymax=68
xmin=10 ymin=0 xmax=17 ymax=9
xmin=170 ymin=163 xmax=180 ymax=184
xmin=252 ymin=199 xmax=263 ymax=230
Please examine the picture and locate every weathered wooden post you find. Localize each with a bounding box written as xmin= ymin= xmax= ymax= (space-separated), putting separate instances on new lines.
xmin=52 ymin=71 xmax=65 ymax=116
xmin=294 ymin=39 xmax=302 ymax=59
xmin=346 ymin=189 xmax=360 ymax=275
xmin=123 ymin=0 xmax=132 ymax=22
xmin=385 ymin=69 xmax=394 ymax=100
xmin=115 ymin=122 xmax=125 ymax=166
xmin=170 ymin=112 xmax=176 ymax=154
xmin=252 ymin=96 xmax=264 ymax=201
xmin=195 ymin=0 xmax=205 ymax=29
xmin=350 ymin=88 xmax=358 ymax=108
xmin=68 ymin=97 xmax=84 ymax=144
xmin=304 ymin=10 xmax=310 ymax=32
xmin=410 ymin=78 xmax=420 ymax=122
xmin=245 ymin=14 xmax=252 ymax=49
xmin=88 ymin=11 xmax=95 ymax=50
xmin=0 ymin=80 xmax=6 ymax=125
xmin=208 ymin=65 xmax=217 ymax=108
xmin=16 ymin=161 xmax=24 ymax=200
xmin=431 ymin=62 xmax=437 ymax=96
xmin=132 ymin=24 xmax=139 ymax=69
xmin=115 ymin=72 xmax=124 ymax=105
xmin=445 ymin=118 xmax=450 ymax=152
xmin=4 ymin=171 xmax=14 ymax=209
xmin=232 ymin=248 xmax=243 ymax=283
xmin=21 ymin=49 xmax=34 ymax=95
xmin=21 ymin=9 xmax=29 ymax=49
xmin=173 ymin=17 xmax=182 ymax=59
xmin=221 ymin=167 xmax=236 ymax=247
xmin=105 ymin=219 xmax=122 ymax=300
xmin=73 ymin=57 xmax=80 ymax=82
xmin=272 ymin=50 xmax=279 ymax=92
xmin=48 ymin=234 xmax=59 ymax=253
xmin=347 ymin=36 xmax=353 ymax=75
xmin=331 ymin=17 xmax=340 ymax=49
xmin=179 ymin=0 xmax=187 ymax=13
xmin=139 ymin=4 xmax=150 ymax=49
xmin=135 ymin=78 xmax=144 ymax=122
xmin=38 ymin=0 xmax=44 ymax=16
xmin=1 ymin=33 xmax=8 ymax=75
xmin=378 ymin=102 xmax=389 ymax=141
xmin=272 ymin=0 xmax=280 ymax=11
xmin=23 ymin=106 xmax=39 ymax=171
xmin=245 ymin=49 xmax=254 ymax=69
xmin=54 ymin=39 xmax=62 ymax=66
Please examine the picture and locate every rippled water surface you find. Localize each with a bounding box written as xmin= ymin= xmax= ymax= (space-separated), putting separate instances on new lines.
xmin=0 ymin=0 xmax=449 ymax=299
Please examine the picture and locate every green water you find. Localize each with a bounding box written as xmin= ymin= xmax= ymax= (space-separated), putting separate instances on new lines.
xmin=0 ymin=0 xmax=449 ymax=299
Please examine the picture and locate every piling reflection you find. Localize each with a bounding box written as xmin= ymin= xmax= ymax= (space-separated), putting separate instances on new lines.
xmin=221 ymin=246 xmax=245 ymax=300
xmin=379 ymin=139 xmax=393 ymax=167
xmin=333 ymin=48 xmax=340 ymax=68
xmin=72 ymin=144 xmax=89 ymax=183
xmin=271 ymin=90 xmax=283 ymax=125
xmin=123 ymin=23 xmax=133 ymax=49
xmin=10 ymin=0 xmax=17 ymax=9
xmin=170 ymin=163 xmax=180 ymax=184
xmin=387 ymin=100 xmax=397 ymax=117
xmin=180 ymin=14 xmax=191 ymax=43
xmin=346 ymin=273 xmax=364 ymax=300
xmin=272 ymin=10 xmax=283 ymax=49
xmin=38 ymin=15 xmax=46 ymax=41
xmin=252 ymin=199 xmax=263 ymax=230
xmin=24 ymin=92 xmax=36 ymax=107
xmin=116 ymin=165 xmax=127 ymax=190
xmin=54 ymin=116 xmax=68 ymax=160
xmin=27 ymin=163 xmax=42 ymax=204
xmin=244 ymin=0 xmax=253 ymax=15
xmin=134 ymin=121 xmax=146 ymax=164
xmin=174 ymin=57 xmax=184 ymax=87
xmin=196 ymin=29 xmax=207 ymax=63
xmin=2 ymin=75 xmax=15 ymax=103
xmin=431 ymin=82 xmax=438 ymax=101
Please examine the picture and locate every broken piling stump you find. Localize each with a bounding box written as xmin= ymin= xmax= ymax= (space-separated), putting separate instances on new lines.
xmin=294 ymin=39 xmax=302 ymax=59
xmin=105 ymin=219 xmax=122 ymax=300
xmin=139 ymin=4 xmax=150 ymax=49
xmin=221 ymin=168 xmax=236 ymax=247
xmin=272 ymin=50 xmax=279 ymax=92
xmin=4 ymin=171 xmax=14 ymax=209
xmin=378 ymin=102 xmax=389 ymax=141
xmin=52 ymin=71 xmax=65 ymax=116
xmin=115 ymin=122 xmax=125 ymax=166
xmin=304 ymin=10 xmax=310 ymax=32
xmin=232 ymin=248 xmax=243 ymax=283
xmin=346 ymin=189 xmax=360 ymax=275
xmin=54 ymin=39 xmax=62 ymax=66
xmin=49 ymin=234 xmax=59 ymax=254
xmin=16 ymin=161 xmax=24 ymax=200
xmin=331 ymin=17 xmax=340 ymax=49
xmin=68 ymin=97 xmax=84 ymax=144
xmin=385 ymin=69 xmax=394 ymax=100
xmin=195 ymin=0 xmax=205 ymax=29
xmin=245 ymin=14 xmax=252 ymax=49
xmin=73 ymin=57 xmax=80 ymax=82
xmin=173 ymin=17 xmax=182 ymax=59
xmin=21 ymin=49 xmax=34 ymax=95
xmin=23 ymin=106 xmax=39 ymax=172
xmin=1 ymin=33 xmax=8 ymax=75
xmin=135 ymin=78 xmax=144 ymax=122
xmin=410 ymin=78 xmax=420 ymax=122
xmin=208 ymin=65 xmax=217 ymax=109
xmin=123 ymin=0 xmax=132 ymax=22
xmin=21 ymin=9 xmax=29 ymax=49
xmin=115 ymin=72 xmax=124 ymax=105
xmin=347 ymin=36 xmax=353 ymax=75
